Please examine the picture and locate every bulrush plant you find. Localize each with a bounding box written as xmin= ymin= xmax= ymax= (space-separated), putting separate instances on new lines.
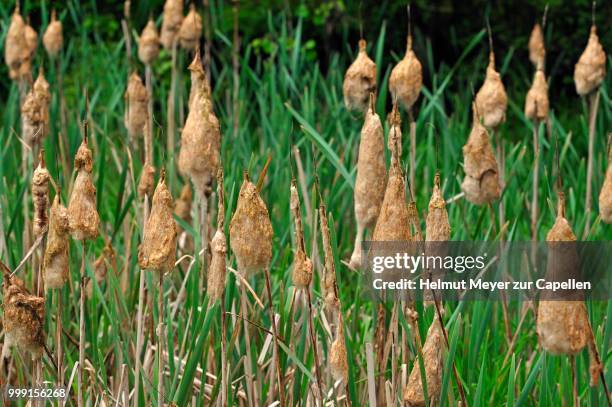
xmin=160 ymin=0 xmax=184 ymax=50
xmin=349 ymin=94 xmax=386 ymax=270
xmin=426 ymin=172 xmax=450 ymax=242
xmin=138 ymin=169 xmax=177 ymax=407
xmin=43 ymin=10 xmax=63 ymax=58
xmin=387 ymin=100 xmax=403 ymax=157
xmin=175 ymin=183 xmax=194 ymax=252
xmin=20 ymin=18 xmax=37 ymax=81
xmin=4 ymin=5 xmax=26 ymax=81
xmin=319 ymin=203 xmax=340 ymax=313
xmin=207 ymin=170 xmax=227 ymax=304
xmin=343 ymin=38 xmax=376 ymax=113
xmin=329 ymin=312 xmax=349 ymax=384
xmin=178 ymin=4 xmax=203 ymax=51
xmin=125 ymin=72 xmax=149 ymax=140
xmin=138 ymin=17 xmax=161 ymax=65
xmin=525 ymin=62 xmax=549 ymax=238
xmin=389 ymin=5 xmax=422 ymax=189
xmin=31 ymin=152 xmax=51 ymax=240
xmin=461 ymin=105 xmax=501 ymax=205
xmin=67 ymin=125 xmax=99 ymax=407
xmin=574 ymin=13 xmax=606 ymax=236
xmin=528 ymin=23 xmax=545 ymax=69
xmin=138 ymin=162 xmax=156 ymax=199
xmin=599 ymin=136 xmax=612 ymax=223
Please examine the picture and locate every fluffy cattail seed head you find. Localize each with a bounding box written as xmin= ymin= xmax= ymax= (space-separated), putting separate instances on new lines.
xmin=343 ymin=39 xmax=377 ymax=112
xmin=5 ymin=6 xmax=25 ymax=79
xmin=475 ymin=52 xmax=507 ymax=129
xmin=178 ymin=4 xmax=202 ymax=51
xmin=207 ymin=170 xmax=227 ymax=303
xmin=403 ymin=318 xmax=444 ymax=405
xmin=2 ymin=276 xmax=46 ymax=359
xmin=461 ymin=106 xmax=501 ymax=205
xmin=138 ymin=163 xmax=156 ymax=198
xmin=32 ymin=152 xmax=51 ymax=237
xmin=387 ymin=101 xmax=403 ymax=157
xmin=524 ymin=67 xmax=549 ymax=122
xmin=34 ymin=69 xmax=51 ymax=138
xmin=290 ymin=181 xmax=313 ymax=288
xmin=599 ymin=142 xmax=612 ymax=223
xmin=138 ymin=18 xmax=160 ymax=65
xmin=43 ymin=195 xmax=70 ymax=289
xmin=43 ymin=10 xmax=63 ymax=58
xmin=160 ymin=0 xmax=184 ymax=50
xmin=125 ymin=72 xmax=149 ymax=139
xmin=138 ymin=170 xmax=177 ymax=273
xmin=175 ymin=183 xmax=194 ymax=252
xmin=426 ymin=173 xmax=450 ymax=241
xmin=178 ymin=51 xmax=220 ymax=196
xmin=229 ymin=176 xmax=274 ymax=276
xmin=574 ymin=25 xmax=606 ymax=96
xmin=389 ymin=35 xmax=423 ymax=111
xmin=320 ymin=205 xmax=339 ymax=310
xmin=329 ymin=314 xmax=348 ymax=383
xmin=68 ymin=136 xmax=100 ymax=241
xmin=528 ymin=23 xmax=546 ymax=68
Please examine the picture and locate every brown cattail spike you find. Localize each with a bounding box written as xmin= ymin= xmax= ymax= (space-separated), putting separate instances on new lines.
xmin=2 ymin=275 xmax=46 ymax=358
xmin=160 ymin=0 xmax=184 ymax=50
xmin=178 ymin=49 xmax=221 ymax=197
xmin=139 ymin=18 xmax=160 ymax=65
xmin=207 ymin=169 xmax=227 ymax=302
xmin=426 ymin=172 xmax=450 ymax=241
xmin=528 ymin=23 xmax=546 ymax=68
xmin=403 ymin=318 xmax=444 ymax=405
xmin=320 ymin=205 xmax=339 ymax=310
xmin=599 ymin=137 xmax=612 ymax=223
xmin=34 ymin=69 xmax=51 ymax=140
xmin=43 ymin=10 xmax=63 ymax=58
xmin=86 ymin=243 xmax=115 ymax=298
xmin=178 ymin=4 xmax=202 ymax=51
xmin=475 ymin=51 xmax=507 ymax=129
xmin=574 ymin=25 xmax=606 ymax=96
xmin=350 ymin=94 xmax=386 ymax=269
xmin=5 ymin=6 xmax=25 ymax=80
xmin=387 ymin=100 xmax=403 ymax=157
xmin=138 ymin=163 xmax=156 ymax=198
xmin=290 ymin=179 xmax=313 ymax=288
xmin=229 ymin=176 xmax=274 ymax=276
xmin=139 ymin=170 xmax=177 ymax=273
xmin=32 ymin=151 xmax=51 ymax=237
xmin=525 ymin=65 xmax=549 ymax=122
xmin=125 ymin=72 xmax=149 ymax=139
xmin=389 ymin=25 xmax=423 ymax=112
xmin=343 ymin=39 xmax=377 ymax=112
xmin=329 ymin=313 xmax=349 ymax=383
xmin=43 ymin=195 xmax=70 ymax=289
xmin=68 ymin=135 xmax=100 ymax=241
xmin=461 ymin=104 xmax=502 ymax=205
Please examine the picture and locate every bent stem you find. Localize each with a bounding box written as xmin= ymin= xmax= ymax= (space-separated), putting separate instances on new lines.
xmin=583 ymin=90 xmax=600 ymax=238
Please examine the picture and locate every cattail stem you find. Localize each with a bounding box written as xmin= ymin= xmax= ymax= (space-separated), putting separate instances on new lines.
xmin=56 ymin=289 xmax=63 ymax=388
xmin=167 ymin=40 xmax=178 ymax=187
xmin=232 ymin=0 xmax=240 ymax=139
xmin=494 ymin=129 xmax=506 ymax=238
xmin=239 ymin=284 xmax=256 ymax=407
xmin=263 ymin=267 xmax=285 ymax=406
xmin=220 ymin=294 xmax=227 ymax=407
xmin=55 ymin=57 xmax=70 ymax=188
xmin=157 ymin=271 xmax=164 ymax=407
xmin=409 ymin=109 xmax=417 ymax=193
xmin=145 ymin=64 xmax=154 ymax=165
xmin=583 ymin=90 xmax=600 ymax=238
xmin=571 ymin=355 xmax=578 ymax=406
xmin=306 ymin=289 xmax=324 ymax=404
xmin=134 ymin=194 xmax=150 ymax=407
xmin=203 ymin=0 xmax=212 ymax=83
xmin=78 ymin=242 xmax=86 ymax=407
xmin=531 ymin=120 xmax=540 ymax=240
xmin=199 ymin=194 xmax=208 ymax=292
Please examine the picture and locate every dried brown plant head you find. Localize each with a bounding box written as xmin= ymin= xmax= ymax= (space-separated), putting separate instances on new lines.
xmin=5 ymin=6 xmax=25 ymax=80
xmin=21 ymin=88 xmax=43 ymax=147
xmin=574 ymin=25 xmax=606 ymax=96
xmin=350 ymin=94 xmax=387 ymax=269
xmin=229 ymin=175 xmax=274 ymax=276
xmin=34 ymin=68 xmax=51 ymax=138
xmin=43 ymin=10 xmax=63 ymax=58
xmin=319 ymin=205 xmax=339 ymax=310
xmin=43 ymin=195 xmax=70 ymax=289
xmin=138 ymin=163 xmax=156 ymax=198
xmin=178 ymin=50 xmax=220 ymax=196
xmin=403 ymin=318 xmax=444 ymax=406
xmin=68 ymin=135 xmax=100 ymax=240
xmin=2 ymin=275 xmax=46 ymax=359
xmin=160 ymin=0 xmax=184 ymax=50
xmin=343 ymin=39 xmax=377 ymax=112
xmin=389 ymin=34 xmax=422 ymax=111
xmin=528 ymin=23 xmax=546 ymax=68
xmin=599 ymin=140 xmax=612 ymax=223
xmin=426 ymin=172 xmax=450 ymax=242
xmin=387 ymin=101 xmax=403 ymax=157
xmin=475 ymin=52 xmax=507 ymax=129
xmin=138 ymin=17 xmax=160 ymax=65
xmin=461 ymin=106 xmax=501 ymax=205
xmin=290 ymin=180 xmax=313 ymax=288
xmin=524 ymin=66 xmax=549 ymax=122
xmin=178 ymin=4 xmax=202 ymax=51
xmin=125 ymin=72 xmax=149 ymax=139
xmin=32 ymin=152 xmax=51 ymax=237
xmin=139 ymin=170 xmax=177 ymax=274
xmin=86 ymin=243 xmax=115 ymax=298
xmin=329 ymin=314 xmax=348 ymax=383
xmin=207 ymin=170 xmax=227 ymax=303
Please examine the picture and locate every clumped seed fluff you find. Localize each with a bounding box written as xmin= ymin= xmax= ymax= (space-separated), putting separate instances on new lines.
xmin=44 ymin=195 xmax=70 ymax=289
xmin=574 ymin=25 xmax=606 ymax=96
xmin=138 ymin=18 xmax=160 ymax=65
xmin=68 ymin=135 xmax=100 ymax=241
xmin=43 ymin=10 xmax=63 ymax=58
xmin=389 ymin=34 xmax=422 ymax=112
xmin=475 ymin=52 xmax=507 ymax=129
xmin=343 ymin=39 xmax=377 ymax=113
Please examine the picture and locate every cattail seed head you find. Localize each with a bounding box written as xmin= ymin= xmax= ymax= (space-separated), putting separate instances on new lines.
xmin=160 ymin=0 xmax=184 ymax=50
xmin=178 ymin=51 xmax=221 ymax=196
xmin=389 ymin=35 xmax=423 ymax=111
xmin=229 ymin=177 xmax=274 ymax=276
xmin=207 ymin=170 xmax=227 ymax=303
xmin=2 ymin=276 xmax=46 ymax=359
xmin=5 ymin=6 xmax=25 ymax=79
xmin=175 ymin=183 xmax=194 ymax=252
xmin=43 ymin=10 xmax=63 ymax=58
xmin=329 ymin=314 xmax=348 ymax=383
xmin=19 ymin=18 xmax=37 ymax=80
xmin=125 ymin=72 xmax=149 ymax=139
xmin=290 ymin=181 xmax=313 ymax=288
xmin=426 ymin=173 xmax=450 ymax=241
xmin=403 ymin=318 xmax=444 ymax=405
xmin=475 ymin=52 xmax=507 ymax=129
xmin=86 ymin=243 xmax=115 ymax=298
xmin=528 ymin=23 xmax=546 ymax=68
xmin=68 ymin=136 xmax=100 ymax=241
xmin=524 ymin=67 xmax=549 ymax=122
xmin=43 ymin=195 xmax=70 ymax=289
xmin=32 ymin=152 xmax=51 ymax=237
xmin=34 ymin=68 xmax=51 ymax=138
xmin=138 ymin=163 xmax=156 ymax=198
xmin=21 ymin=92 xmax=42 ymax=148
xmin=387 ymin=101 xmax=403 ymax=157
xmin=461 ymin=106 xmax=501 ymax=205
xmin=139 ymin=18 xmax=160 ymax=65
xmin=599 ymin=143 xmax=612 ymax=223
xmin=343 ymin=39 xmax=377 ymax=112
xmin=139 ymin=170 xmax=177 ymax=273
xmin=178 ymin=4 xmax=202 ymax=51
xmin=320 ymin=205 xmax=339 ymax=310
xmin=574 ymin=25 xmax=606 ymax=96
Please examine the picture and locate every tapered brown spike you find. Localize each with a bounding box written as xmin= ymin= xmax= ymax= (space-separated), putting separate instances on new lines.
xmin=343 ymin=39 xmax=377 ymax=112
xmin=329 ymin=313 xmax=348 ymax=383
xmin=125 ymin=72 xmax=148 ymax=139
xmin=160 ymin=0 xmax=184 ymax=50
xmin=68 ymin=135 xmax=99 ymax=241
xmin=44 ymin=195 xmax=70 ymax=289
xmin=290 ymin=180 xmax=312 ymax=288
xmin=32 ymin=154 xmax=51 ymax=237
xmin=574 ymin=25 xmax=606 ymax=96
xmin=475 ymin=51 xmax=507 ymax=129
xmin=178 ymin=3 xmax=202 ymax=51
xmin=5 ymin=6 xmax=25 ymax=80
xmin=207 ymin=168 xmax=227 ymax=303
xmin=138 ymin=17 xmax=160 ymax=65
xmin=138 ymin=163 xmax=156 ymax=198
xmin=43 ymin=9 xmax=63 ymax=58
xmin=525 ymin=67 xmax=549 ymax=122
xmin=529 ymin=23 xmax=546 ymax=68
xmin=425 ymin=172 xmax=450 ymax=242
